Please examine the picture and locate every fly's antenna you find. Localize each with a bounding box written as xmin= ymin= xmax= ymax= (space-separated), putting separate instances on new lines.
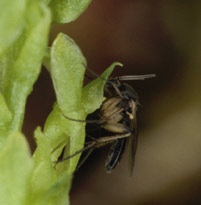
xmin=117 ymin=74 xmax=156 ymax=81
xmin=82 ymin=63 xmax=156 ymax=82
xmin=82 ymin=63 xmax=156 ymax=97
xmin=84 ymin=73 xmax=95 ymax=81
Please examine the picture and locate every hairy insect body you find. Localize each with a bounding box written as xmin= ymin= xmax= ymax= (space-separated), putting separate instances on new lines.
xmin=99 ymin=81 xmax=139 ymax=172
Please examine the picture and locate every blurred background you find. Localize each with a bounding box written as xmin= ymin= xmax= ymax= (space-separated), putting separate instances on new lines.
xmin=23 ymin=0 xmax=201 ymax=204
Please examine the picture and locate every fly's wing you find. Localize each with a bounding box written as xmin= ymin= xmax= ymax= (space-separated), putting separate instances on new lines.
xmin=127 ymin=111 xmax=138 ymax=176
xmin=105 ymin=138 xmax=127 ymax=172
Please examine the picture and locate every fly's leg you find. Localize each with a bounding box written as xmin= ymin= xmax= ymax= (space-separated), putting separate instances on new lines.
xmin=55 ymin=133 xmax=130 ymax=164
xmin=75 ymin=148 xmax=94 ymax=171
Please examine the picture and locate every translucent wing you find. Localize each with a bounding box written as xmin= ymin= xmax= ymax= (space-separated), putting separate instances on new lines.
xmin=127 ymin=105 xmax=138 ymax=176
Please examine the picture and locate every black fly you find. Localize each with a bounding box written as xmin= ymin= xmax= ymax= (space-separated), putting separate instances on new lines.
xmin=58 ymin=70 xmax=155 ymax=176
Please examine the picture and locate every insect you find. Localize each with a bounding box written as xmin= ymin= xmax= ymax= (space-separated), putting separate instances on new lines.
xmin=59 ymin=69 xmax=155 ymax=175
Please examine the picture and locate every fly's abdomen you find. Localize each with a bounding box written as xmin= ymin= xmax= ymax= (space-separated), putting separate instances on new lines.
xmin=105 ymin=138 xmax=126 ymax=172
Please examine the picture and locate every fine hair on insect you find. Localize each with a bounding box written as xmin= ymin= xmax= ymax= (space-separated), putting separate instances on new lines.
xmin=57 ymin=64 xmax=156 ymax=176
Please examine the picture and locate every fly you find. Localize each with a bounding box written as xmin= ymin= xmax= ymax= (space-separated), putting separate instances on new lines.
xmin=57 ymin=69 xmax=155 ymax=176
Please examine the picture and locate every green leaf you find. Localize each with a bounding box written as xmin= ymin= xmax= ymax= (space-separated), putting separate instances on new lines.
xmin=0 ymin=132 xmax=33 ymax=205
xmin=31 ymin=107 xmax=74 ymax=205
xmin=0 ymin=92 xmax=12 ymax=124
xmin=0 ymin=92 xmax=12 ymax=142
xmin=43 ymin=33 xmax=87 ymax=174
xmin=31 ymin=127 xmax=57 ymax=196
xmin=43 ymin=48 xmax=51 ymax=72
xmin=0 ymin=0 xmax=27 ymax=56
xmin=50 ymin=33 xmax=86 ymax=117
xmin=82 ymin=62 xmax=123 ymax=114
xmin=50 ymin=0 xmax=91 ymax=23
xmin=39 ymin=0 xmax=51 ymax=5
xmin=28 ymin=125 xmax=71 ymax=205
xmin=26 ymin=127 xmax=69 ymax=205
xmin=1 ymin=3 xmax=51 ymax=133
xmin=31 ymin=33 xmax=87 ymax=204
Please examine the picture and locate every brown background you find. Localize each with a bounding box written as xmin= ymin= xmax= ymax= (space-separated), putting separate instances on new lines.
xmin=23 ymin=0 xmax=201 ymax=204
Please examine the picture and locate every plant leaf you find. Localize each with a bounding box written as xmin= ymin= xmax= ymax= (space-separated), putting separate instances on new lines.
xmin=82 ymin=62 xmax=123 ymax=114
xmin=50 ymin=0 xmax=91 ymax=23
xmin=0 ymin=92 xmax=12 ymax=142
xmin=26 ymin=127 xmax=70 ymax=205
xmin=50 ymin=33 xmax=86 ymax=117
xmin=32 ymin=33 xmax=87 ymax=204
xmin=34 ymin=34 xmax=86 ymax=197
xmin=0 ymin=132 xmax=33 ymax=205
xmin=0 ymin=3 xmax=51 ymax=133
xmin=0 ymin=0 xmax=27 ymax=56
xmin=47 ymin=33 xmax=87 ymax=172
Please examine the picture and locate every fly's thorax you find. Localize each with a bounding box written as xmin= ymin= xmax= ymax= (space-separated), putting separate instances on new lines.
xmin=121 ymin=83 xmax=138 ymax=101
